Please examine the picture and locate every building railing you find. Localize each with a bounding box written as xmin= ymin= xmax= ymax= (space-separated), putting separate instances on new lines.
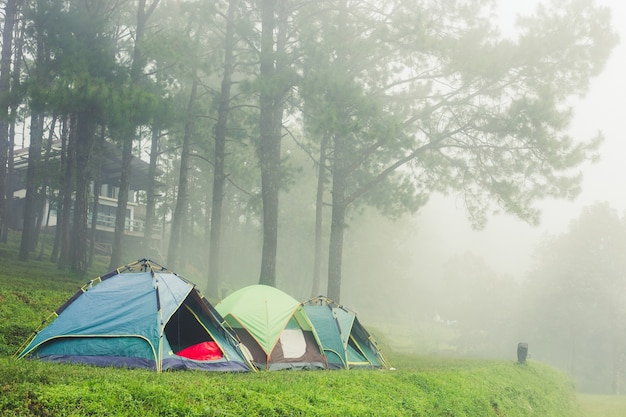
xmin=89 ymin=212 xmax=162 ymax=237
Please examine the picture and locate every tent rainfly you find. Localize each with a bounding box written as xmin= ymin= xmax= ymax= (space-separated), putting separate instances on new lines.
xmin=303 ymin=296 xmax=389 ymax=369
xmin=215 ymin=285 xmax=327 ymax=370
xmin=16 ymin=259 xmax=253 ymax=372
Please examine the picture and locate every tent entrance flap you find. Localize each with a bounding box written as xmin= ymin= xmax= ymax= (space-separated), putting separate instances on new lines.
xmin=233 ymin=328 xmax=268 ymax=367
xmin=164 ymin=301 xmax=214 ymax=353
xmin=269 ymin=330 xmax=326 ymax=367
xmin=279 ymin=329 xmax=306 ymax=358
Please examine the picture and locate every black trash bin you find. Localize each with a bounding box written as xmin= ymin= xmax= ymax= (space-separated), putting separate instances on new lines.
xmin=517 ymin=342 xmax=528 ymax=364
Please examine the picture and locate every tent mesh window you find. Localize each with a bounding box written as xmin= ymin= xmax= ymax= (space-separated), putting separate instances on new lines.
xmin=164 ymin=299 xmax=213 ymax=353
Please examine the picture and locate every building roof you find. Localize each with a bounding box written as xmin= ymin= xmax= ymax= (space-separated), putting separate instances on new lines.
xmin=12 ymin=140 xmax=162 ymax=192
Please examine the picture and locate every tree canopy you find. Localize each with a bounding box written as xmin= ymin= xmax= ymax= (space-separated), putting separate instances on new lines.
xmin=0 ymin=0 xmax=618 ymax=300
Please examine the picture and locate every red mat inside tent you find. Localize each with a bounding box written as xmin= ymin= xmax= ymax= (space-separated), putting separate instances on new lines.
xmin=176 ymin=341 xmax=223 ymax=361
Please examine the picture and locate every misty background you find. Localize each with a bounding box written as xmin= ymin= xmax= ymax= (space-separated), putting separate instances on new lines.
xmin=414 ymin=0 xmax=626 ymax=283
xmin=382 ymin=0 xmax=626 ymax=394
xmin=263 ymin=0 xmax=626 ymax=393
xmin=3 ymin=0 xmax=625 ymax=395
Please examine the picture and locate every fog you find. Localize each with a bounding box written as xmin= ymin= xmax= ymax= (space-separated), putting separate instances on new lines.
xmin=290 ymin=0 xmax=626 ymax=394
xmin=112 ymin=0 xmax=626 ymax=394
xmin=424 ymin=0 xmax=626 ymax=281
xmin=175 ymin=0 xmax=626 ymax=393
xmin=9 ymin=0 xmax=624 ymax=395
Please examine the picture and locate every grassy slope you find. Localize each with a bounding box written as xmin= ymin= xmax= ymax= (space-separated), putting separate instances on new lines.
xmin=0 ymin=238 xmax=591 ymax=416
xmin=0 ymin=250 xmax=92 ymax=357
xmin=0 ymin=356 xmax=581 ymax=417
xmin=577 ymin=394 xmax=626 ymax=417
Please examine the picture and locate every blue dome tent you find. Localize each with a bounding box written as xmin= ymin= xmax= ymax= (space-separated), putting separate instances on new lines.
xmin=17 ymin=259 xmax=252 ymax=372
xmin=303 ymin=296 xmax=389 ymax=369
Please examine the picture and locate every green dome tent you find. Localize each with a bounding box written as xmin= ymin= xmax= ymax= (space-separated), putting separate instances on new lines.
xmin=16 ymin=259 xmax=253 ymax=372
xmin=215 ymin=285 xmax=327 ymax=370
xmin=303 ymin=296 xmax=389 ymax=369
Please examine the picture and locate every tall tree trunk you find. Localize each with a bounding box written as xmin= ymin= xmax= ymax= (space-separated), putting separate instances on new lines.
xmin=4 ymin=15 xmax=25 ymax=243
xmin=258 ymin=0 xmax=287 ymax=287
xmin=58 ymin=114 xmax=77 ymax=269
xmin=327 ymin=134 xmax=347 ymax=302
xmin=109 ymin=134 xmax=132 ymax=269
xmin=324 ymin=0 xmax=351 ymax=303
xmin=35 ymin=115 xmax=57 ymax=257
xmin=18 ymin=112 xmax=44 ymax=260
xmin=167 ymin=76 xmax=198 ymax=271
xmin=207 ymin=0 xmax=238 ymax=298
xmin=70 ymin=111 xmax=96 ymax=274
xmin=33 ymin=116 xmax=57 ymax=250
xmin=109 ymin=0 xmax=159 ymax=269
xmin=0 ymin=0 xmax=19 ymax=241
xmin=310 ymin=135 xmax=328 ymax=297
xmin=88 ymin=126 xmax=105 ymax=267
xmin=143 ymin=123 xmax=160 ymax=253
xmin=51 ymin=116 xmax=68 ymax=263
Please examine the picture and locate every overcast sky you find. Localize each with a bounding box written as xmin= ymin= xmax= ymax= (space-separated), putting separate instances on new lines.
xmin=415 ymin=0 xmax=626 ymax=280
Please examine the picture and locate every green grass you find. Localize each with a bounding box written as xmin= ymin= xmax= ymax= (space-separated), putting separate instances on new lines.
xmin=0 ymin=260 xmax=87 ymax=357
xmin=577 ymin=394 xmax=626 ymax=417
xmin=0 ymin=234 xmax=604 ymax=416
xmin=0 ymin=356 xmax=583 ymax=417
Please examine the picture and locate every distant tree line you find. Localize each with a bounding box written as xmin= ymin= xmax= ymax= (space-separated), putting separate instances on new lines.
xmin=525 ymin=203 xmax=626 ymax=394
xmin=0 ymin=0 xmax=617 ymax=303
xmin=416 ymin=203 xmax=626 ymax=394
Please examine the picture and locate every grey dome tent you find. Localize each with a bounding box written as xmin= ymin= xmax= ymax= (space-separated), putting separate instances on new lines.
xmin=16 ymin=259 xmax=253 ymax=372
xmin=303 ymin=296 xmax=389 ymax=369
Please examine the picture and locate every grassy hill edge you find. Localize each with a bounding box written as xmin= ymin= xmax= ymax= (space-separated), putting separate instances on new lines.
xmin=0 ymin=240 xmax=583 ymax=416
xmin=0 ymin=356 xmax=581 ymax=417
